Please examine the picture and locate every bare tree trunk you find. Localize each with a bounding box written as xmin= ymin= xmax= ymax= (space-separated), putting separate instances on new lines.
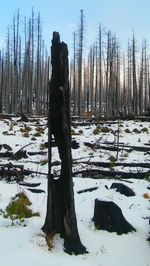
xmin=98 ymin=25 xmax=102 ymax=116
xmin=94 ymin=43 xmax=98 ymax=115
xmin=105 ymin=31 xmax=111 ymax=118
xmin=77 ymin=10 xmax=84 ymax=119
xmin=0 ymin=50 xmax=2 ymax=113
xmin=139 ymin=42 xmax=144 ymax=115
xmin=89 ymin=46 xmax=95 ymax=115
xmin=36 ymin=12 xmax=42 ymax=115
xmin=132 ymin=34 xmax=138 ymax=115
xmin=144 ymin=40 xmax=148 ymax=114
xmin=127 ymin=41 xmax=132 ymax=116
xmin=122 ymin=53 xmax=127 ymax=116
xmin=148 ymin=61 xmax=150 ymax=113
xmin=13 ymin=9 xmax=20 ymax=114
xmin=73 ymin=32 xmax=77 ymax=115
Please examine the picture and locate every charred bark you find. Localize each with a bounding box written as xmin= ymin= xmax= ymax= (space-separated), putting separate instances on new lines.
xmin=0 ymin=163 xmax=24 ymax=182
xmin=92 ymin=199 xmax=136 ymax=234
xmin=0 ymin=150 xmax=46 ymax=159
xmin=73 ymin=160 xmax=150 ymax=169
xmin=110 ymin=182 xmax=135 ymax=196
xmin=73 ymin=169 xmax=150 ymax=179
xmin=42 ymin=32 xmax=87 ymax=255
xmin=77 ymin=186 xmax=98 ymax=194
xmin=84 ymin=141 xmax=150 ymax=153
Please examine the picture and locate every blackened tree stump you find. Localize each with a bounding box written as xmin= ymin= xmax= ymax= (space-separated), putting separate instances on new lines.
xmin=92 ymin=199 xmax=136 ymax=235
xmin=42 ymin=32 xmax=87 ymax=255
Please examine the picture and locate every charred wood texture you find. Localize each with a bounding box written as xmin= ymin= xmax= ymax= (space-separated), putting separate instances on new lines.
xmin=84 ymin=142 xmax=129 ymax=152
xmin=84 ymin=141 xmax=150 ymax=153
xmin=73 ymin=169 xmax=150 ymax=179
xmin=27 ymin=188 xmax=45 ymax=193
xmin=77 ymin=186 xmax=98 ymax=194
xmin=0 ymin=163 xmax=24 ymax=182
xmin=110 ymin=182 xmax=135 ymax=196
xmin=0 ymin=150 xmax=47 ymax=159
xmin=73 ymin=160 xmax=150 ymax=169
xmin=19 ymin=181 xmax=41 ymax=187
xmin=92 ymin=199 xmax=136 ymax=234
xmin=42 ymin=32 xmax=87 ymax=255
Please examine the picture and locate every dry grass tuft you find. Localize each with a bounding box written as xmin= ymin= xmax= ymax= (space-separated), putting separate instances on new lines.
xmin=45 ymin=232 xmax=55 ymax=250
xmin=143 ymin=193 xmax=150 ymax=199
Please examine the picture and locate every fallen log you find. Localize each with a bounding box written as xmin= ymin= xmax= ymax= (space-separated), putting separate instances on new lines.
xmin=84 ymin=142 xmax=131 ymax=152
xmin=73 ymin=161 xmax=150 ymax=169
xmin=0 ymin=163 xmax=48 ymax=182
xmin=23 ymin=169 xmax=47 ymax=176
xmin=28 ymin=151 xmax=47 ymax=156
xmin=73 ymin=169 xmax=150 ymax=179
xmin=0 ymin=152 xmax=13 ymax=158
xmin=0 ymin=167 xmax=24 ymax=182
xmin=9 ymin=143 xmax=33 ymax=160
xmin=0 ymin=113 xmax=17 ymax=119
xmin=118 ymin=144 xmax=150 ymax=152
xmin=0 ymin=150 xmax=47 ymax=159
xmin=0 ymin=168 xmax=47 ymax=181
xmin=77 ymin=186 xmax=98 ymax=194
xmin=72 ymin=121 xmax=118 ymax=127
xmin=19 ymin=182 xmax=41 ymax=187
xmin=0 ymin=162 xmax=24 ymax=169
xmin=84 ymin=141 xmax=150 ymax=153
xmin=135 ymin=115 xmax=150 ymax=122
xmin=27 ymin=188 xmax=45 ymax=193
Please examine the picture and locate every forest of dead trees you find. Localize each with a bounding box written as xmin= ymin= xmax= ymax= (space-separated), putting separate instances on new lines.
xmin=0 ymin=9 xmax=150 ymax=119
xmin=0 ymin=9 xmax=50 ymax=116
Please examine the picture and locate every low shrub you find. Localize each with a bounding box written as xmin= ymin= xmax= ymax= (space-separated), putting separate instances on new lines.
xmin=35 ymin=127 xmax=44 ymax=134
xmin=124 ymin=128 xmax=131 ymax=133
xmin=20 ymin=126 xmax=32 ymax=133
xmin=133 ymin=128 xmax=141 ymax=134
xmin=22 ymin=132 xmax=30 ymax=138
xmin=40 ymin=159 xmax=48 ymax=166
xmin=108 ymin=155 xmax=117 ymax=163
xmin=141 ymin=127 xmax=149 ymax=133
xmin=3 ymin=192 xmax=39 ymax=225
xmin=100 ymin=126 xmax=110 ymax=133
xmin=123 ymin=152 xmax=129 ymax=158
xmin=93 ymin=128 xmax=100 ymax=135
xmin=33 ymin=132 xmax=42 ymax=137
xmin=40 ymin=142 xmax=48 ymax=150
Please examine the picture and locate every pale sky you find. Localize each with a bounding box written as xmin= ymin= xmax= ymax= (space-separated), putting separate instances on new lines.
xmin=0 ymin=0 xmax=150 ymax=54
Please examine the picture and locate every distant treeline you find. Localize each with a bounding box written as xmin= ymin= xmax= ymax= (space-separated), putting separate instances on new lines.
xmin=0 ymin=9 xmax=50 ymax=116
xmin=0 ymin=9 xmax=150 ymax=118
xmin=70 ymin=10 xmax=150 ymax=119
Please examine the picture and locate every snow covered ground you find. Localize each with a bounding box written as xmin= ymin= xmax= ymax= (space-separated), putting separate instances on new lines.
xmin=0 ymin=117 xmax=149 ymax=266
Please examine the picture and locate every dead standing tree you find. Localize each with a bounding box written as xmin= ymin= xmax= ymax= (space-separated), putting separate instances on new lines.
xmin=42 ymin=32 xmax=87 ymax=255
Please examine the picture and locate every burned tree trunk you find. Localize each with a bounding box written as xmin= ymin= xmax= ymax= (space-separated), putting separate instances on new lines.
xmin=42 ymin=32 xmax=87 ymax=255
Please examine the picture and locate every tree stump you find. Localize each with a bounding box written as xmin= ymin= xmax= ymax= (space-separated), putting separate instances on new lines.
xmin=20 ymin=113 xmax=29 ymax=122
xmin=110 ymin=182 xmax=135 ymax=197
xmin=92 ymin=199 xmax=136 ymax=235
